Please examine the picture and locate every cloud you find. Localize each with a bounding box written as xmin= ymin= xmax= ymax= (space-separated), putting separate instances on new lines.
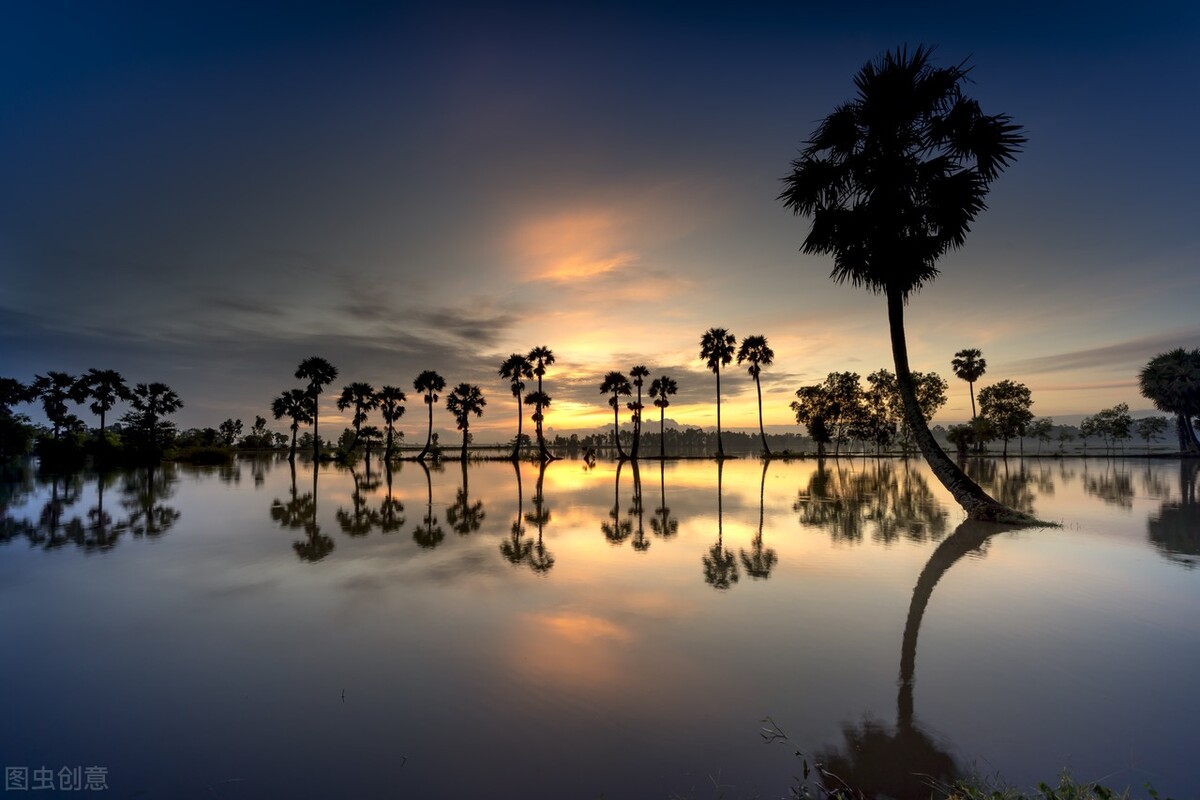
xmin=1003 ymin=328 xmax=1200 ymax=376
xmin=511 ymin=209 xmax=638 ymax=282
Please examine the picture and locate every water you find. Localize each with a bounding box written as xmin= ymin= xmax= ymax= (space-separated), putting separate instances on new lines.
xmin=1 ymin=456 xmax=1198 ymax=799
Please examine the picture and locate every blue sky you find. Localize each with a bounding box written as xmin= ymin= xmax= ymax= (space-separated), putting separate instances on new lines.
xmin=3 ymin=2 xmax=1198 ymax=438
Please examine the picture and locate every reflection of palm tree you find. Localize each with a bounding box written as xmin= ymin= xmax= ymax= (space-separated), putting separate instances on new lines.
xmin=525 ymin=462 xmax=555 ymax=572
xmin=740 ymin=459 xmax=777 ymax=578
xmin=737 ymin=335 xmax=774 ymax=456
xmin=378 ymin=463 xmax=405 ymax=533
xmin=121 ymin=465 xmax=181 ymax=539
xmin=702 ymin=461 xmax=738 ymax=589
xmin=336 ymin=468 xmax=382 ymax=537
xmin=628 ymin=460 xmax=649 ymax=551
xmin=796 ymin=459 xmax=948 ymax=545
xmin=528 ymin=346 xmax=557 ymax=462
xmin=780 ymin=46 xmax=1025 ymax=522
xmin=499 ymin=353 xmax=534 ymax=461
xmin=413 ymin=370 xmax=447 ymax=462
xmin=602 ymin=460 xmax=632 ymax=544
xmin=275 ymin=462 xmax=333 ymax=562
xmin=446 ymin=461 xmax=485 ymax=535
xmin=501 ymin=460 xmax=533 ymax=565
xmin=600 ymin=371 xmax=632 ymax=460
xmin=629 ymin=365 xmax=649 ymax=459
xmin=412 ymin=461 xmax=445 ymax=549
xmin=84 ymin=472 xmax=125 ymax=551
xmin=650 ymin=460 xmax=678 ymax=539
xmin=699 ymin=328 xmax=736 ymax=457
xmin=1148 ymin=461 xmax=1200 ymax=568
xmin=295 ymin=357 xmax=338 ymax=461
xmin=648 ymin=375 xmax=678 ymax=460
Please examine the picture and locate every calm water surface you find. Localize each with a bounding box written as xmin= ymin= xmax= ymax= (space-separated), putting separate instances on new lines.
xmin=2 ymin=456 xmax=1198 ymax=799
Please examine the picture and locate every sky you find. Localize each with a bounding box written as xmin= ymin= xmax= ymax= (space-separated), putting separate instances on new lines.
xmin=3 ymin=2 xmax=1199 ymax=442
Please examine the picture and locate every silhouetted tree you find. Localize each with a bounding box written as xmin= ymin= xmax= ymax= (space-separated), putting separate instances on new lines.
xmin=528 ymin=346 xmax=557 ymax=461
xmin=121 ymin=382 xmax=183 ymax=455
xmin=446 ymin=383 xmax=485 ymax=461
xmin=377 ymin=385 xmax=407 ymax=461
xmin=1136 ymin=416 xmax=1171 ymax=454
xmin=978 ymin=380 xmax=1033 ymax=457
xmin=295 ymin=357 xmax=338 ymax=461
xmin=413 ymin=370 xmax=447 ymax=462
xmin=77 ymin=368 xmax=133 ymax=435
xmin=780 ymin=45 xmax=1025 ymax=521
xmin=628 ymin=365 xmax=649 ymax=459
xmin=32 ymin=371 xmax=82 ymax=440
xmin=272 ymin=388 xmax=314 ymax=462
xmin=737 ymin=335 xmax=775 ymax=456
xmin=599 ymin=371 xmax=632 ymax=459
xmin=648 ymin=375 xmax=678 ymax=459
xmin=499 ymin=353 xmax=535 ymax=460
xmin=337 ymin=382 xmax=378 ymax=452
xmin=950 ymin=348 xmax=987 ymax=420
xmin=700 ymin=327 xmax=736 ymax=457
xmin=1139 ymin=348 xmax=1200 ymax=453
xmin=218 ymin=418 xmax=243 ymax=446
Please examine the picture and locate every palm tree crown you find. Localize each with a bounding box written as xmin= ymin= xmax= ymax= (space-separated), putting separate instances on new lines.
xmin=295 ymin=357 xmax=338 ymax=460
xmin=445 ymin=383 xmax=486 ymax=461
xmin=272 ymin=388 xmax=314 ymax=462
xmin=1139 ymin=348 xmax=1200 ymax=453
xmin=78 ymin=368 xmax=133 ymax=434
xmin=337 ymin=382 xmax=379 ymax=450
xmin=500 ymin=353 xmax=535 ymax=459
xmin=527 ymin=346 xmax=556 ymax=461
xmin=377 ymin=385 xmax=407 ymax=460
xmin=600 ymin=371 xmax=632 ymax=458
xmin=649 ymin=375 xmax=678 ymax=460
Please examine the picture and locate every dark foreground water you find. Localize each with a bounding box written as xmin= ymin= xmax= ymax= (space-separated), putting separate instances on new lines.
xmin=1 ymin=456 xmax=1198 ymax=799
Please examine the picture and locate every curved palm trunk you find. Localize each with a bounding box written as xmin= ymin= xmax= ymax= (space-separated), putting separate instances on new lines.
xmin=612 ymin=397 xmax=627 ymax=459
xmin=755 ymin=374 xmax=771 ymax=456
xmin=511 ymin=391 xmax=524 ymax=460
xmin=899 ymin=520 xmax=1018 ymax=724
xmin=1176 ymin=414 xmax=1200 ymax=453
xmin=418 ymin=397 xmax=433 ymax=461
xmin=715 ymin=368 xmax=724 ymax=457
xmin=888 ymin=290 xmax=1027 ymax=522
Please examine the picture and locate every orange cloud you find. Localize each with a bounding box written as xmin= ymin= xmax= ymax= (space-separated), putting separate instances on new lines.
xmin=512 ymin=209 xmax=638 ymax=282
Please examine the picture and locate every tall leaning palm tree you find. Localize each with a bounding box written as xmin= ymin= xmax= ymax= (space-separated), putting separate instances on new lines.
xmin=950 ymin=348 xmax=987 ymax=420
xmin=377 ymin=386 xmax=407 ymax=461
xmin=413 ymin=370 xmax=446 ymax=461
xmin=295 ymin=357 xmax=338 ymax=461
xmin=649 ymin=375 xmax=678 ymax=460
xmin=599 ymin=371 xmax=632 ymax=459
xmin=699 ymin=328 xmax=736 ymax=457
xmin=737 ymin=335 xmax=774 ymax=456
xmin=527 ymin=346 xmax=556 ymax=461
xmin=499 ymin=353 xmax=535 ymax=460
xmin=1139 ymin=348 xmax=1200 ymax=453
xmin=336 ymin=382 xmax=378 ymax=452
xmin=779 ymin=45 xmax=1028 ymax=522
xmin=446 ymin=383 xmax=486 ymax=462
xmin=629 ymin=365 xmax=650 ymax=459
xmin=272 ymin=388 xmax=314 ymax=462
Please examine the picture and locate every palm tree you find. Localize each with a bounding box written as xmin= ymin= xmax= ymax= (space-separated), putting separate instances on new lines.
xmin=445 ymin=382 xmax=486 ymax=461
xmin=336 ymin=382 xmax=378 ymax=452
xmin=272 ymin=388 xmax=314 ymax=462
xmin=499 ymin=353 xmax=535 ymax=460
xmin=124 ymin=382 xmax=183 ymax=454
xmin=295 ymin=357 xmax=338 ymax=461
xmin=737 ymin=335 xmax=775 ymax=456
xmin=699 ymin=328 xmax=736 ymax=457
xmin=376 ymin=386 xmax=407 ymax=461
xmin=31 ymin=372 xmax=82 ymax=440
xmin=599 ymin=371 xmax=632 ymax=459
xmin=779 ymin=45 xmax=1027 ymax=522
xmin=527 ymin=346 xmax=556 ymax=461
xmin=950 ymin=348 xmax=987 ymax=420
xmin=77 ymin=368 xmax=133 ymax=436
xmin=628 ymin=365 xmax=650 ymax=459
xmin=648 ymin=375 xmax=678 ymax=459
xmin=1139 ymin=348 xmax=1200 ymax=453
xmin=413 ymin=370 xmax=446 ymax=461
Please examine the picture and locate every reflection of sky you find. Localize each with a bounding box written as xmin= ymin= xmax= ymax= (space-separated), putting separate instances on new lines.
xmin=2 ymin=5 xmax=1199 ymax=438
xmin=3 ymin=457 xmax=1200 ymax=797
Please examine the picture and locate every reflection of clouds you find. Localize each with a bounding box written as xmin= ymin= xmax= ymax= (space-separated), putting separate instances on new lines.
xmin=509 ymin=610 xmax=634 ymax=689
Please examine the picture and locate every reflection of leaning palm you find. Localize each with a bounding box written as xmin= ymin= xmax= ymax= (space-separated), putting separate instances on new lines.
xmin=650 ymin=460 xmax=678 ymax=539
xmin=501 ymin=461 xmax=532 ymax=565
xmin=628 ymin=461 xmax=649 ymax=551
xmin=121 ymin=465 xmax=181 ymax=539
xmin=601 ymin=460 xmax=631 ymax=545
xmin=524 ymin=462 xmax=554 ymax=573
xmin=283 ymin=462 xmax=333 ymax=562
xmin=377 ymin=464 xmax=405 ymax=534
xmin=817 ymin=520 xmax=1019 ymax=798
xmin=446 ymin=461 xmax=485 ymax=535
